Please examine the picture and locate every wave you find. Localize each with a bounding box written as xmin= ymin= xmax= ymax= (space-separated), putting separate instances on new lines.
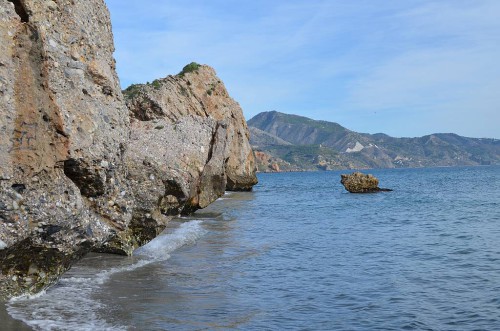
xmin=7 ymin=220 xmax=206 ymax=331
xmin=134 ymin=220 xmax=205 ymax=259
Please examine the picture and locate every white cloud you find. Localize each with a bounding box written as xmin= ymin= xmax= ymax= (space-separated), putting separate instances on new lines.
xmin=339 ymin=0 xmax=500 ymax=137
xmin=106 ymin=0 xmax=500 ymax=138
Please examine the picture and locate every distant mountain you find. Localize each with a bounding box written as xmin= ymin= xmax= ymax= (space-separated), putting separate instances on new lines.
xmin=248 ymin=111 xmax=500 ymax=172
xmin=249 ymin=126 xmax=292 ymax=147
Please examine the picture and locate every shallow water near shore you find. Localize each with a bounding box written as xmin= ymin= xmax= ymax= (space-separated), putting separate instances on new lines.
xmin=2 ymin=166 xmax=500 ymax=330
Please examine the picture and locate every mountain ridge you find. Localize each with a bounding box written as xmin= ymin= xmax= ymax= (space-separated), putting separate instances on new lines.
xmin=249 ymin=111 xmax=500 ymax=172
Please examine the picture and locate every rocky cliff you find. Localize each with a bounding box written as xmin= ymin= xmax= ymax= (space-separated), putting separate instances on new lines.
xmin=0 ymin=2 xmax=256 ymax=299
xmin=0 ymin=0 xmax=132 ymax=299
xmin=103 ymin=63 xmax=258 ymax=254
xmin=124 ymin=63 xmax=258 ymax=193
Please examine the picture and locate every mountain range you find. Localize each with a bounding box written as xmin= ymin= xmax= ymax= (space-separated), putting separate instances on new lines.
xmin=248 ymin=111 xmax=500 ymax=172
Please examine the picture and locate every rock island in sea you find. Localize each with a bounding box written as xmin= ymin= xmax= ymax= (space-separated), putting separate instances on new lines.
xmin=340 ymin=172 xmax=392 ymax=193
xmin=0 ymin=0 xmax=256 ymax=299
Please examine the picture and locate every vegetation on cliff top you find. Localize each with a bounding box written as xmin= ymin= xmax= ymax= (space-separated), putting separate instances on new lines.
xmin=178 ymin=62 xmax=201 ymax=76
xmin=122 ymin=83 xmax=143 ymax=99
xmin=123 ymin=63 xmax=201 ymax=99
xmin=123 ymin=79 xmax=162 ymax=99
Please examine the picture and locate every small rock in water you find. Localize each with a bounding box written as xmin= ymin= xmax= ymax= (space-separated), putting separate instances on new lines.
xmin=340 ymin=172 xmax=392 ymax=193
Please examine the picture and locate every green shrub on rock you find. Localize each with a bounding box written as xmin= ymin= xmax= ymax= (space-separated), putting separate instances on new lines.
xmin=122 ymin=83 xmax=143 ymax=99
xmin=178 ymin=62 xmax=201 ymax=76
xmin=152 ymin=79 xmax=161 ymax=89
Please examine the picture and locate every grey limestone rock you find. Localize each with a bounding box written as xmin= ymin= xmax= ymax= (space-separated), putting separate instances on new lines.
xmin=0 ymin=3 xmax=258 ymax=300
xmin=125 ymin=64 xmax=258 ymax=192
xmin=0 ymin=0 xmax=131 ymax=299
xmin=107 ymin=64 xmax=259 ymax=254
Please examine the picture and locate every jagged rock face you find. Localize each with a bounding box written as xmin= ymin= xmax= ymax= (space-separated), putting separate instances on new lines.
xmin=0 ymin=0 xmax=132 ymax=299
xmin=125 ymin=65 xmax=258 ymax=191
xmin=100 ymin=116 xmax=230 ymax=254
xmin=105 ymin=65 xmax=258 ymax=254
xmin=0 ymin=4 xmax=257 ymax=299
xmin=254 ymin=151 xmax=295 ymax=173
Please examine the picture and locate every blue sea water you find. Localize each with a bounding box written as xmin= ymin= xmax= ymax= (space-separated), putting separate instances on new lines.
xmin=2 ymin=166 xmax=500 ymax=330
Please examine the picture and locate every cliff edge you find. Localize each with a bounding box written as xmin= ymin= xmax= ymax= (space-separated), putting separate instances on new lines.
xmin=0 ymin=0 xmax=132 ymax=299
xmin=124 ymin=63 xmax=258 ymax=192
xmin=0 ymin=1 xmax=257 ymax=299
xmin=101 ymin=63 xmax=259 ymax=255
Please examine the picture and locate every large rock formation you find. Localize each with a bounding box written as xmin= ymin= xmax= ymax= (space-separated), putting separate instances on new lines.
xmin=124 ymin=63 xmax=258 ymax=192
xmin=0 ymin=0 xmax=132 ymax=299
xmin=103 ymin=63 xmax=258 ymax=254
xmin=99 ymin=115 xmax=232 ymax=255
xmin=0 ymin=3 xmax=257 ymax=299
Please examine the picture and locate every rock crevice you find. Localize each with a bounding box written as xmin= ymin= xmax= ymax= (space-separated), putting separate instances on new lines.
xmin=7 ymin=0 xmax=29 ymax=22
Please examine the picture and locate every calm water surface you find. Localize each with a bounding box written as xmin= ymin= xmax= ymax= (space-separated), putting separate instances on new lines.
xmin=3 ymin=166 xmax=500 ymax=330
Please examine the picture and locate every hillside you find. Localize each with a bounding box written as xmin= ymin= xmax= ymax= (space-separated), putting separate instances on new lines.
xmin=248 ymin=111 xmax=500 ymax=171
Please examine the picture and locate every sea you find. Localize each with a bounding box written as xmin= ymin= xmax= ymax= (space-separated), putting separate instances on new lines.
xmin=1 ymin=166 xmax=499 ymax=330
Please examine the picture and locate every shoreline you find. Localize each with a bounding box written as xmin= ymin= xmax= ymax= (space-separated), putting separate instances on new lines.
xmin=0 ymin=302 xmax=32 ymax=331
xmin=256 ymin=163 xmax=499 ymax=174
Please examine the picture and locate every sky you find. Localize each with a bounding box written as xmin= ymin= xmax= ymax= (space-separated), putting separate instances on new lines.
xmin=105 ymin=0 xmax=500 ymax=139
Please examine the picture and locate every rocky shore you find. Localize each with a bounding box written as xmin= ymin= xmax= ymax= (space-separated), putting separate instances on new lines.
xmin=0 ymin=0 xmax=256 ymax=299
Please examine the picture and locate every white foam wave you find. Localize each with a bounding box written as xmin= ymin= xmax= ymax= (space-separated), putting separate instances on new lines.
xmin=134 ymin=220 xmax=206 ymax=258
xmin=7 ymin=281 xmax=122 ymax=331
xmin=7 ymin=220 xmax=206 ymax=331
xmin=217 ymin=191 xmax=235 ymax=201
xmin=9 ymin=289 xmax=48 ymax=302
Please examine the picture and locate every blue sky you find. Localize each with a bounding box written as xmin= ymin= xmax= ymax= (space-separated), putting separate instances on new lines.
xmin=106 ymin=0 xmax=500 ymax=138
